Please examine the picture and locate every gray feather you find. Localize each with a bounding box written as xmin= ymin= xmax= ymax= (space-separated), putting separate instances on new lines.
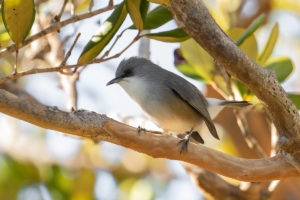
xmin=112 ymin=57 xmax=220 ymax=140
xmin=165 ymin=74 xmax=220 ymax=140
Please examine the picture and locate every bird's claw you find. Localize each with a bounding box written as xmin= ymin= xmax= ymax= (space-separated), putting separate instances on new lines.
xmin=177 ymin=138 xmax=190 ymax=154
xmin=137 ymin=126 xmax=146 ymax=135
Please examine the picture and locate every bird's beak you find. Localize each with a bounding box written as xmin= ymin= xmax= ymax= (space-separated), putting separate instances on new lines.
xmin=106 ymin=77 xmax=122 ymax=86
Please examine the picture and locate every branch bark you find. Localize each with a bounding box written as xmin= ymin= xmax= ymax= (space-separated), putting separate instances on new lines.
xmin=0 ymin=88 xmax=298 ymax=182
xmin=183 ymin=163 xmax=271 ymax=200
xmin=170 ymin=0 xmax=300 ymax=167
xmin=0 ymin=82 xmax=39 ymax=103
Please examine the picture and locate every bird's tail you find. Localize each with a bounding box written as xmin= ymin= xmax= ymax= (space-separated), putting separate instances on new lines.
xmin=220 ymin=100 xmax=251 ymax=107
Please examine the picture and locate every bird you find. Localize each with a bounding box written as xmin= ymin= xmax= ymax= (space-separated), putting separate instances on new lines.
xmin=107 ymin=57 xmax=250 ymax=153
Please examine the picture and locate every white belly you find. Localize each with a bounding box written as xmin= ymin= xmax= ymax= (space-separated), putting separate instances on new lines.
xmin=119 ymin=77 xmax=204 ymax=133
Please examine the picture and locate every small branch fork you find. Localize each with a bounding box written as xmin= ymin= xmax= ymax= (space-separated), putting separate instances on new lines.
xmin=205 ymin=61 xmax=272 ymax=199
xmin=213 ymin=60 xmax=267 ymax=157
xmin=58 ymin=32 xmax=81 ymax=75
xmin=54 ymin=0 xmax=68 ymax=23
xmin=0 ymin=32 xmax=141 ymax=83
xmin=0 ymin=5 xmax=115 ymax=59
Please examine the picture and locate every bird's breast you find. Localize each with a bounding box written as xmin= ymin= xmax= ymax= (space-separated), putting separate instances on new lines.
xmin=119 ymin=76 xmax=152 ymax=105
xmin=119 ymin=77 xmax=203 ymax=133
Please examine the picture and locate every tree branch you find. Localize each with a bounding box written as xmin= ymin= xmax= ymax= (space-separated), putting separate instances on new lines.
xmin=0 ymin=88 xmax=298 ymax=181
xmin=170 ymin=0 xmax=300 ymax=167
xmin=183 ymin=163 xmax=270 ymax=200
xmin=213 ymin=61 xmax=267 ymax=157
xmin=0 ymin=5 xmax=115 ymax=59
xmin=0 ymin=82 xmax=39 ymax=103
xmin=54 ymin=0 xmax=68 ymax=22
xmin=0 ymin=34 xmax=141 ymax=84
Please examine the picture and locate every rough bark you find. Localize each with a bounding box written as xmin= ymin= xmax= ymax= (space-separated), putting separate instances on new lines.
xmin=0 ymin=88 xmax=298 ymax=182
xmin=170 ymin=0 xmax=300 ymax=168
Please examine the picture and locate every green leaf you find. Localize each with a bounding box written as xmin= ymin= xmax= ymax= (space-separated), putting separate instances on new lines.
xmin=130 ymin=6 xmax=173 ymax=30
xmin=140 ymin=0 xmax=149 ymax=24
xmin=180 ymin=39 xmax=214 ymax=82
xmin=236 ymin=13 xmax=265 ymax=46
xmin=288 ymin=93 xmax=300 ymax=110
xmin=127 ymin=0 xmax=143 ymax=32
xmin=265 ymin=57 xmax=294 ymax=82
xmin=74 ymin=0 xmax=90 ymax=12
xmin=147 ymin=0 xmax=170 ymax=6
xmin=1 ymin=0 xmax=36 ymax=45
xmin=145 ymin=28 xmax=189 ymax=42
xmin=228 ymin=28 xmax=258 ymax=61
xmin=235 ymin=80 xmax=253 ymax=99
xmin=78 ymin=2 xmax=127 ymax=63
xmin=257 ymin=23 xmax=279 ymax=66
xmin=175 ymin=64 xmax=205 ymax=82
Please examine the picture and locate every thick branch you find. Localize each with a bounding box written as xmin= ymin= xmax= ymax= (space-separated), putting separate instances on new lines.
xmin=170 ymin=0 xmax=300 ymax=162
xmin=183 ymin=163 xmax=270 ymax=200
xmin=0 ymin=88 xmax=298 ymax=181
xmin=0 ymin=81 xmax=39 ymax=103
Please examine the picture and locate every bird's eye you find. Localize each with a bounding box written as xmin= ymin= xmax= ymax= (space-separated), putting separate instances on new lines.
xmin=123 ymin=69 xmax=133 ymax=77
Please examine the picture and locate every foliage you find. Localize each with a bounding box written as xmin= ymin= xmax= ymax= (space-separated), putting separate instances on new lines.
xmin=78 ymin=2 xmax=128 ymax=63
xmin=0 ymin=0 xmax=300 ymax=199
xmin=1 ymin=0 xmax=35 ymax=45
xmin=78 ymin=1 xmax=189 ymax=63
xmin=176 ymin=13 xmax=300 ymax=108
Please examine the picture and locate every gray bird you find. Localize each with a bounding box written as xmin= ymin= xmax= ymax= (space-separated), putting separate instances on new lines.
xmin=107 ymin=57 xmax=250 ymax=153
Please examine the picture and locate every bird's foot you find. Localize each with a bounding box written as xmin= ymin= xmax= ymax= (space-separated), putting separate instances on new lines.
xmin=177 ymin=129 xmax=204 ymax=154
xmin=177 ymin=129 xmax=194 ymax=153
xmin=137 ymin=126 xmax=146 ymax=135
xmin=177 ymin=137 xmax=190 ymax=154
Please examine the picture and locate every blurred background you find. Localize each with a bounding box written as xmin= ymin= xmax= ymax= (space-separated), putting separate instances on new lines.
xmin=0 ymin=0 xmax=300 ymax=199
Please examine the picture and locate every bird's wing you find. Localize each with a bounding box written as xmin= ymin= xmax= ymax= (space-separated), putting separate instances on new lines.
xmin=166 ymin=76 xmax=219 ymax=140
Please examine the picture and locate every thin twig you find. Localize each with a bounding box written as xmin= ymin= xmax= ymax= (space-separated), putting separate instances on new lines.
xmin=70 ymin=0 xmax=75 ymax=16
xmin=235 ymin=110 xmax=267 ymax=157
xmin=210 ymin=81 xmax=228 ymax=99
xmin=214 ymin=59 xmax=234 ymax=99
xmin=214 ymin=60 xmax=267 ymax=157
xmin=270 ymin=123 xmax=278 ymax=156
xmin=78 ymin=33 xmax=142 ymax=74
xmin=14 ymin=48 xmax=18 ymax=74
xmin=100 ymin=28 xmax=128 ymax=59
xmin=89 ymin=0 xmax=94 ymax=12
xmin=99 ymin=34 xmax=142 ymax=62
xmin=76 ymin=28 xmax=129 ymax=74
xmin=55 ymin=0 xmax=68 ymax=22
xmin=0 ymin=5 xmax=115 ymax=59
xmin=0 ymin=34 xmax=142 ymax=83
xmin=59 ymin=32 xmax=81 ymax=75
